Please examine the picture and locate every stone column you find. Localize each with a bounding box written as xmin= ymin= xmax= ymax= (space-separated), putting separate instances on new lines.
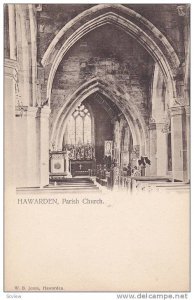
xmin=26 ymin=107 xmax=40 ymax=186
xmin=170 ymin=106 xmax=186 ymax=181
xmin=113 ymin=120 xmax=121 ymax=165
xmin=15 ymin=106 xmax=39 ymax=187
xmin=155 ymin=123 xmax=168 ymax=176
xmin=4 ymin=59 xmax=18 ymax=190
xmin=148 ymin=121 xmax=157 ymax=175
xmin=16 ymin=4 xmax=31 ymax=106
xmin=149 ymin=63 xmax=168 ymax=176
xmin=8 ymin=4 xmax=17 ymax=60
xmin=29 ymin=4 xmax=38 ymax=107
xmin=185 ymin=105 xmax=190 ymax=182
xmin=148 ymin=121 xmax=168 ymax=176
xmin=121 ymin=126 xmax=130 ymax=168
xmin=65 ymin=150 xmax=72 ymax=178
xmin=38 ymin=106 xmax=51 ymax=187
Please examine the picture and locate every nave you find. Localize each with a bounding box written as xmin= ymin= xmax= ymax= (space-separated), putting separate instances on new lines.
xmin=4 ymin=4 xmax=190 ymax=193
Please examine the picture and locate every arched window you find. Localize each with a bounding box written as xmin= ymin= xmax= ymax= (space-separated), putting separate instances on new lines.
xmin=66 ymin=104 xmax=92 ymax=145
xmin=84 ymin=114 xmax=92 ymax=144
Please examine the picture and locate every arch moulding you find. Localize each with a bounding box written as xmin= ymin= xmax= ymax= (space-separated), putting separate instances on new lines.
xmin=41 ymin=4 xmax=181 ymax=107
xmin=50 ymin=77 xmax=148 ymax=156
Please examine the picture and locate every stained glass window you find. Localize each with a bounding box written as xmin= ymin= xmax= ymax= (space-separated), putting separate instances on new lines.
xmin=66 ymin=104 xmax=92 ymax=145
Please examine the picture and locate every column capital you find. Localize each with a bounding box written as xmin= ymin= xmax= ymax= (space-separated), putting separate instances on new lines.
xmin=15 ymin=106 xmax=39 ymax=118
xmin=184 ymin=105 xmax=190 ymax=115
xmin=41 ymin=106 xmax=51 ymax=114
xmin=155 ymin=123 xmax=166 ymax=132
xmin=149 ymin=121 xmax=169 ymax=133
xmin=149 ymin=123 xmax=156 ymax=130
xmin=148 ymin=117 xmax=156 ymax=130
xmin=172 ymin=97 xmax=185 ymax=106
xmin=4 ymin=59 xmax=18 ymax=79
xmin=26 ymin=106 xmax=39 ymax=117
xmin=169 ymin=105 xmax=185 ymax=117
xmin=37 ymin=106 xmax=51 ymax=118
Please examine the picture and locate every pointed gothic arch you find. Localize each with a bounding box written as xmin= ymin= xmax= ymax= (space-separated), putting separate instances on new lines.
xmin=41 ymin=4 xmax=181 ymax=107
xmin=50 ymin=78 xmax=148 ymax=157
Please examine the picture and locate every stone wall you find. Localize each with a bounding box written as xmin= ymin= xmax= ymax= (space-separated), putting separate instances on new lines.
xmin=37 ymin=4 xmax=187 ymax=63
xmin=50 ymin=24 xmax=154 ymax=135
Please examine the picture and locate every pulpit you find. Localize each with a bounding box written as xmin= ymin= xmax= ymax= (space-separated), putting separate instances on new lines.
xmin=50 ymin=151 xmax=65 ymax=174
xmin=49 ymin=150 xmax=72 ymax=181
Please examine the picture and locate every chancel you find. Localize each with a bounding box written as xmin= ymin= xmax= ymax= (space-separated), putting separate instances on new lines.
xmin=4 ymin=4 xmax=190 ymax=193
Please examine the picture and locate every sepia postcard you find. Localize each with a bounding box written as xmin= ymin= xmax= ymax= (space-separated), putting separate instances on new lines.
xmin=4 ymin=3 xmax=190 ymax=294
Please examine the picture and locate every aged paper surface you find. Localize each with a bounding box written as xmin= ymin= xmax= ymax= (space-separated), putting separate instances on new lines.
xmin=5 ymin=190 xmax=190 ymax=292
xmin=4 ymin=3 xmax=190 ymax=294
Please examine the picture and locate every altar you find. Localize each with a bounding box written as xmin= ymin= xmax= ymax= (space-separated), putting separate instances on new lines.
xmin=71 ymin=160 xmax=96 ymax=177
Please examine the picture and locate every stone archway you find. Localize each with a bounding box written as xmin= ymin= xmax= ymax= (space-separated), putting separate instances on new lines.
xmin=41 ymin=4 xmax=188 ymax=182
xmin=4 ymin=4 xmax=189 ymax=188
xmin=50 ymin=77 xmax=148 ymax=158
xmin=41 ymin=4 xmax=180 ymax=107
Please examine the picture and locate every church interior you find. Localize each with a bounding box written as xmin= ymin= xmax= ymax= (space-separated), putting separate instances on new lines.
xmin=4 ymin=4 xmax=190 ymax=193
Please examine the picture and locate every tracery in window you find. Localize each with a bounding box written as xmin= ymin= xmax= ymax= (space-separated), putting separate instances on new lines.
xmin=64 ymin=104 xmax=94 ymax=160
xmin=84 ymin=114 xmax=91 ymax=144
xmin=66 ymin=104 xmax=92 ymax=145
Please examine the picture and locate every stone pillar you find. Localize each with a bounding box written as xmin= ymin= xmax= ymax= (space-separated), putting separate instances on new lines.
xmin=120 ymin=126 xmax=129 ymax=169
xmin=29 ymin=4 xmax=38 ymax=107
xmin=65 ymin=150 xmax=72 ymax=178
xmin=8 ymin=4 xmax=17 ymax=60
xmin=16 ymin=4 xmax=31 ymax=106
xmin=155 ymin=123 xmax=168 ymax=176
xmin=26 ymin=107 xmax=40 ymax=186
xmin=148 ymin=122 xmax=157 ymax=175
xmin=4 ymin=59 xmax=18 ymax=190
xmin=149 ymin=63 xmax=168 ymax=176
xmin=38 ymin=107 xmax=51 ymax=187
xmin=15 ymin=107 xmax=39 ymax=187
xmin=170 ymin=106 xmax=186 ymax=181
xmin=113 ymin=120 xmax=121 ymax=165
xmin=15 ymin=112 xmax=28 ymax=187
xmin=148 ymin=121 xmax=168 ymax=176
xmin=185 ymin=105 xmax=190 ymax=182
